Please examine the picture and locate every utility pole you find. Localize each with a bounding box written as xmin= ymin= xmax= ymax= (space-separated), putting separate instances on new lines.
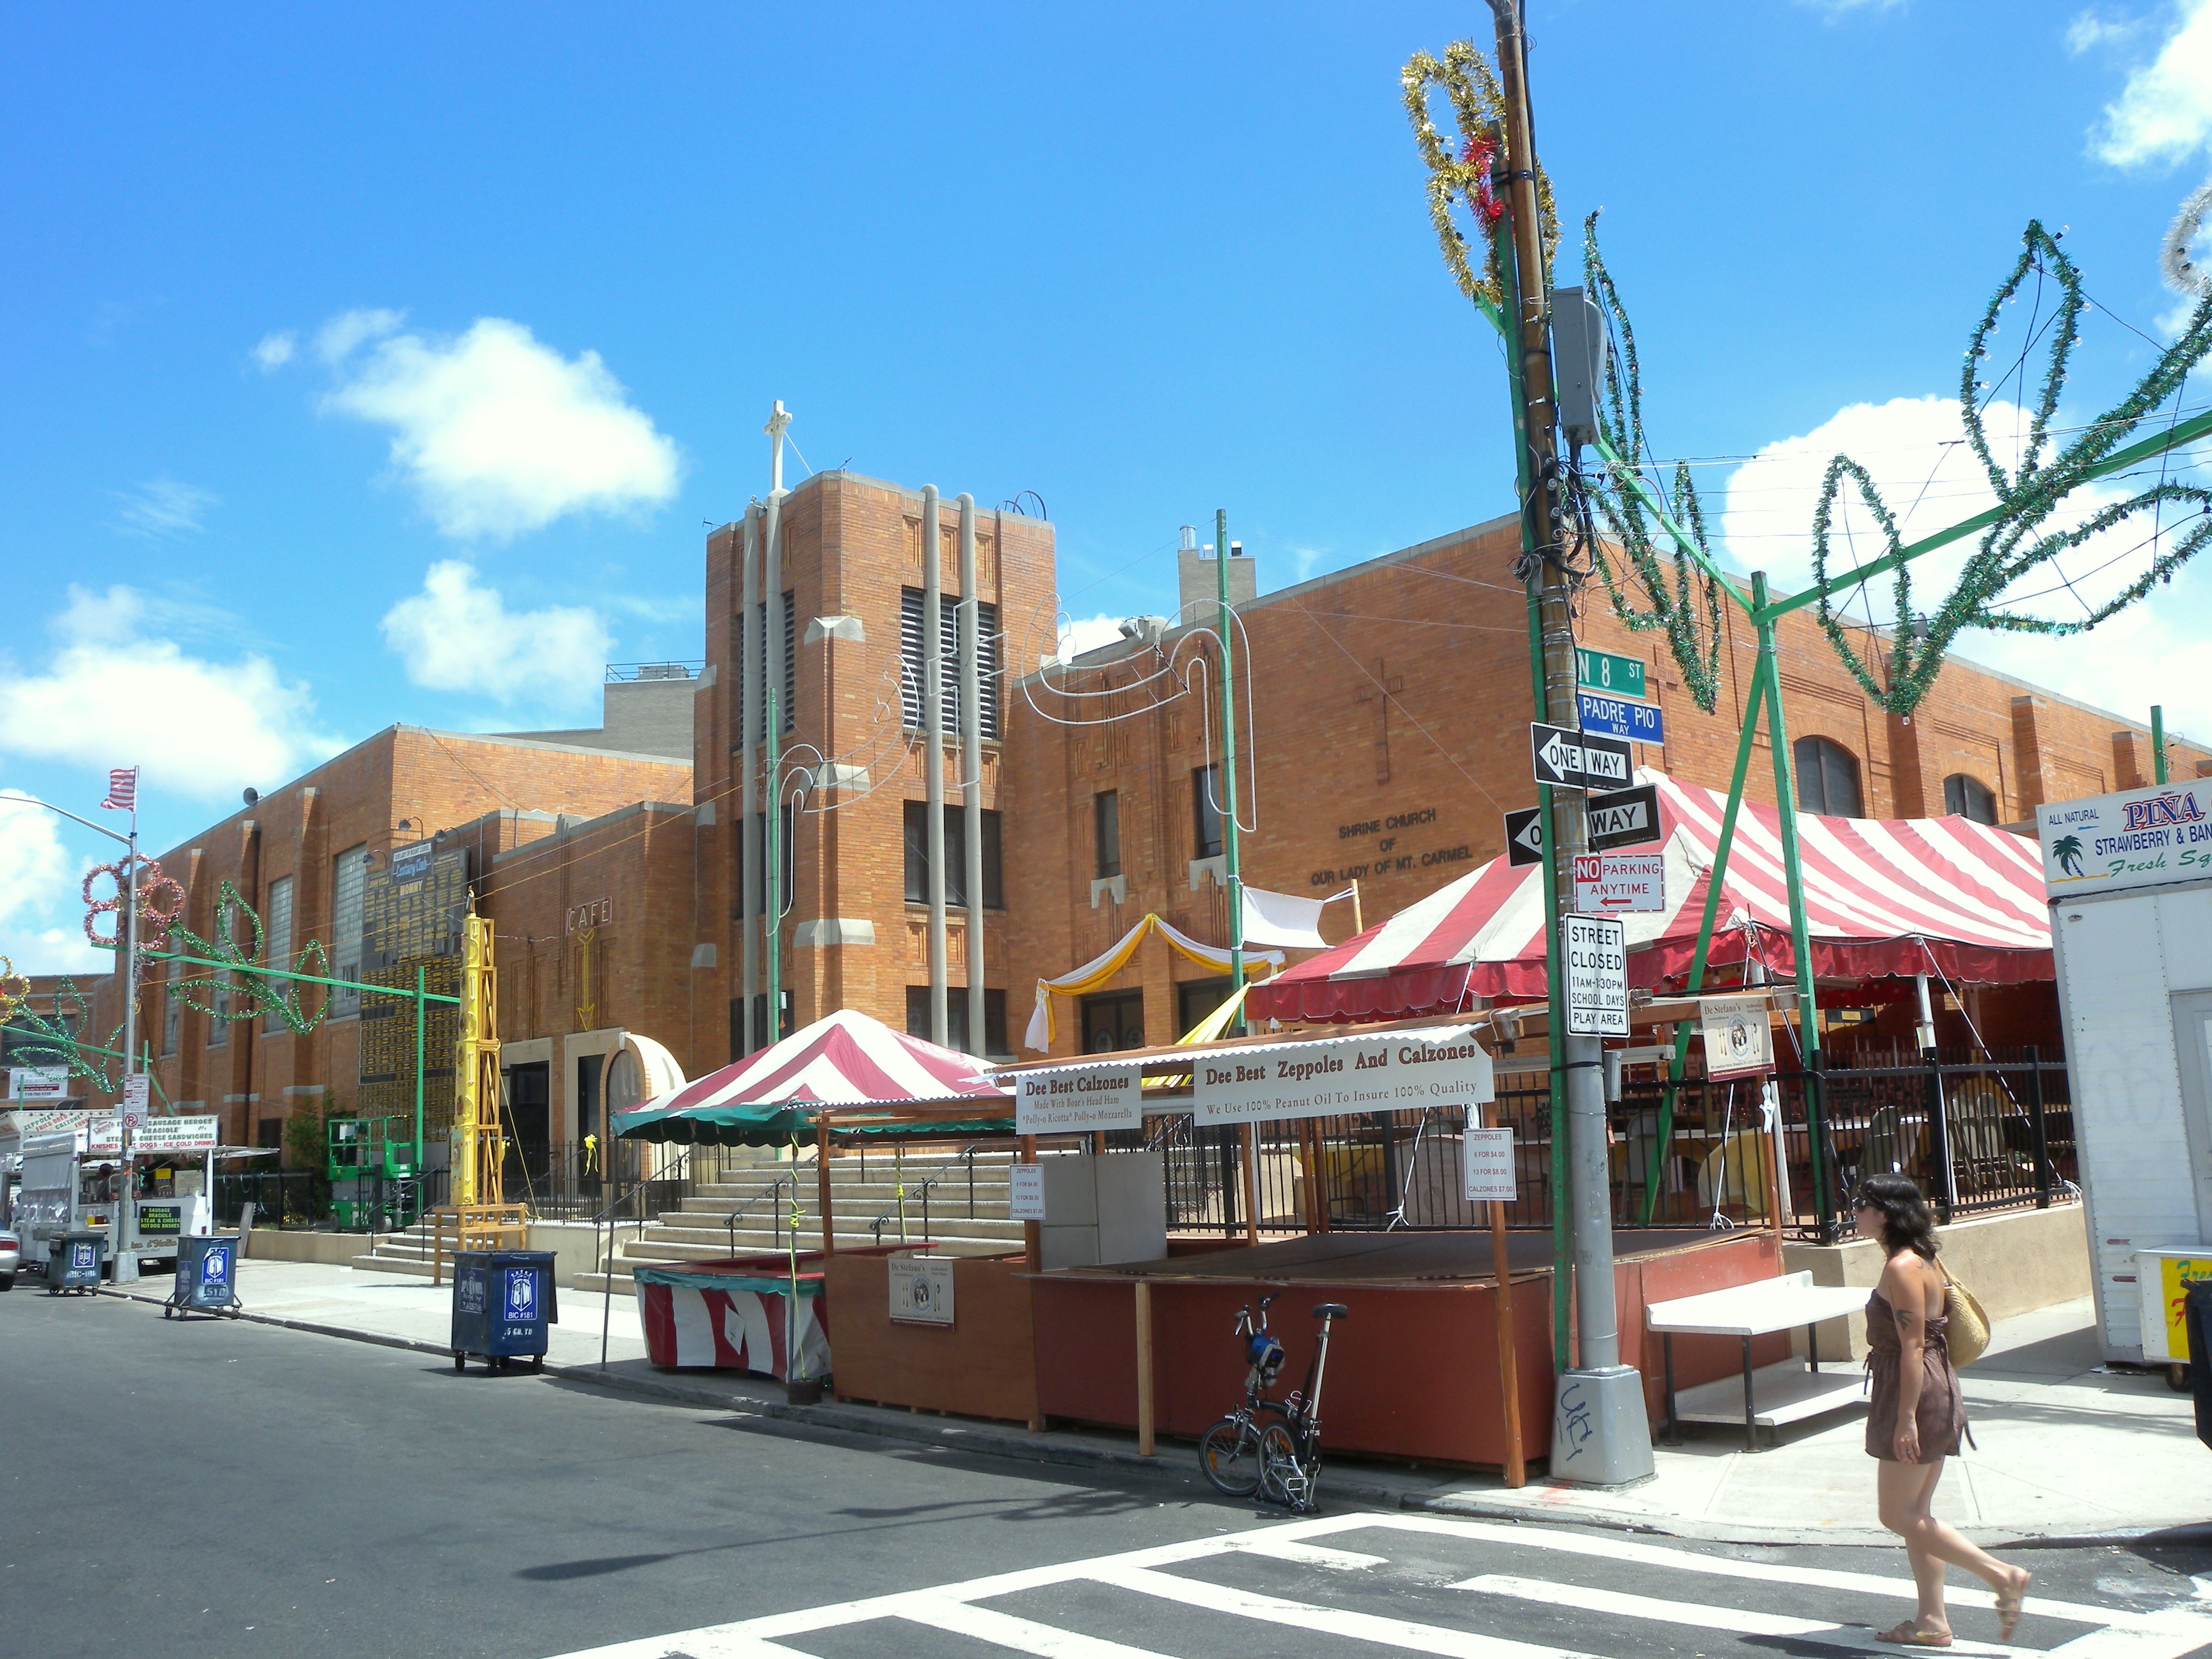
xmin=1489 ymin=0 xmax=1652 ymax=1486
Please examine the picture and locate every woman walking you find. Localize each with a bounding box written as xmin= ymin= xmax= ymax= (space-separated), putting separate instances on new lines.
xmin=1855 ymin=1174 xmax=2031 ymax=1646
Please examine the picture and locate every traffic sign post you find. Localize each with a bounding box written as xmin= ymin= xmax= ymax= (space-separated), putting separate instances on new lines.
xmin=1576 ymin=647 xmax=1646 ymax=702
xmin=1530 ymin=722 xmax=1633 ymax=791
xmin=1587 ymin=783 xmax=1662 ymax=850
xmin=1503 ymin=807 xmax=1545 ymax=867
xmin=1562 ymin=914 xmax=1629 ymax=1036
xmin=1575 ymin=689 xmax=1665 ymax=746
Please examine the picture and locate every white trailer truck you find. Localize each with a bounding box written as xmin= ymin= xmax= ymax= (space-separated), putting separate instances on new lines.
xmin=2039 ymin=780 xmax=2212 ymax=1375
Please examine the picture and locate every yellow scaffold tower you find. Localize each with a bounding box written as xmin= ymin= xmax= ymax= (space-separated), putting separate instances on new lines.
xmin=431 ymin=904 xmax=527 ymax=1280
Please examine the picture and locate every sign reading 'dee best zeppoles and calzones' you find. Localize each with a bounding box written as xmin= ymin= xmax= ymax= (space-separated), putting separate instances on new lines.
xmin=1192 ymin=1029 xmax=1494 ymax=1126
xmin=1014 ymin=1062 xmax=1142 ymax=1134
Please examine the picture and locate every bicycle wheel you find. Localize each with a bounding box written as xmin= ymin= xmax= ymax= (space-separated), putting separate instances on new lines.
xmin=1257 ymin=1422 xmax=1309 ymax=1510
xmin=1198 ymin=1416 xmax=1263 ymax=1497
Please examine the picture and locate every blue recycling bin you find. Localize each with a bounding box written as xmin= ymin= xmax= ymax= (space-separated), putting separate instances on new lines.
xmin=47 ymin=1231 xmax=105 ymax=1295
xmin=450 ymin=1251 xmax=558 ymax=1373
xmin=165 ymin=1234 xmax=241 ymax=1319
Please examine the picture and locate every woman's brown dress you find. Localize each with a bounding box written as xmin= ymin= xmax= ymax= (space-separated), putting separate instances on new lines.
xmin=1864 ymin=1283 xmax=1966 ymax=1463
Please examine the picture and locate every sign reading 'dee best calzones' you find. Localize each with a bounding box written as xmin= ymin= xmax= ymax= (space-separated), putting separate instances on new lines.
xmin=1014 ymin=1062 xmax=1142 ymax=1134
xmin=1192 ymin=1030 xmax=1494 ymax=1126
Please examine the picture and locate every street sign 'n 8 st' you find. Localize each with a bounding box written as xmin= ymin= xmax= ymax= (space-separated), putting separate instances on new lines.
xmin=1530 ymin=722 xmax=1633 ymax=791
xmin=1576 ymin=647 xmax=1646 ymax=703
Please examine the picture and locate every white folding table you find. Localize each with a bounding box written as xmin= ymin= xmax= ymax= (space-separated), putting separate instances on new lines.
xmin=1644 ymin=1270 xmax=1873 ymax=1451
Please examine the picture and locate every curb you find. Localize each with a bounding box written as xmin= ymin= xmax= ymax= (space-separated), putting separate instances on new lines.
xmin=91 ymin=1285 xmax=2200 ymax=1547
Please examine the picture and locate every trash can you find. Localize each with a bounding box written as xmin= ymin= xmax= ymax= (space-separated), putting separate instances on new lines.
xmin=165 ymin=1234 xmax=241 ymax=1319
xmin=48 ymin=1231 xmax=105 ymax=1296
xmin=2187 ymin=1280 xmax=2211 ymax=1452
xmin=450 ymin=1251 xmax=558 ymax=1373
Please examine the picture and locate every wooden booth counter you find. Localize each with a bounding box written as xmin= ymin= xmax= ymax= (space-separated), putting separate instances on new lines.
xmin=826 ymin=1250 xmax=1040 ymax=1428
xmin=1028 ymin=1227 xmax=1785 ymax=1472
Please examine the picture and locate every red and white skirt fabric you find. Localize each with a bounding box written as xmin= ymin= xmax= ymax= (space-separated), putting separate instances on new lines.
xmin=632 ymin=1265 xmax=830 ymax=1381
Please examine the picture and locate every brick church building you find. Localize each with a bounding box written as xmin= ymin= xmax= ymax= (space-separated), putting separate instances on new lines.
xmin=83 ymin=466 xmax=2208 ymax=1167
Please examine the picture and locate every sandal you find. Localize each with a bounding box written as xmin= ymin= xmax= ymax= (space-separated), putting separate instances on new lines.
xmin=1876 ymin=1622 xmax=1954 ymax=1647
xmin=1996 ymin=1573 xmax=2032 ymax=1644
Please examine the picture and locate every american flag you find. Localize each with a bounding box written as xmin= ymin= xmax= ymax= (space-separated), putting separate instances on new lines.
xmin=101 ymin=767 xmax=137 ymax=812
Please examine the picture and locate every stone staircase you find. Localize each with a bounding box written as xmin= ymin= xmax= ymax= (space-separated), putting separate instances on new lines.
xmin=352 ymin=1141 xmax=1021 ymax=1291
xmin=576 ymin=1143 xmax=1021 ymax=1294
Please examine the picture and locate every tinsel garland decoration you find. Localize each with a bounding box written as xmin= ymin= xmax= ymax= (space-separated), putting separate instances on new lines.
xmin=0 ymin=956 xmax=29 ymax=1021
xmin=80 ymin=857 xmax=185 ymax=949
xmin=162 ymin=878 xmax=333 ymax=1038
xmin=2162 ymin=181 xmax=2212 ymax=298
xmin=3 ymin=976 xmax=124 ymax=1091
xmin=1809 ymin=218 xmax=2212 ymax=715
xmin=1402 ymin=40 xmax=1556 ymax=316
xmin=1578 ymin=212 xmax=1728 ymax=712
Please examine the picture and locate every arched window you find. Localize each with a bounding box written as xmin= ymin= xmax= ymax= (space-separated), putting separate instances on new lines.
xmin=1942 ymin=773 xmax=1998 ymax=824
xmin=1792 ymin=736 xmax=1863 ymax=817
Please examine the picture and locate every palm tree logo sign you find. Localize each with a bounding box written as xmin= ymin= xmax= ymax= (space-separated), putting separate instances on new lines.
xmin=2052 ymin=834 xmax=2086 ymax=878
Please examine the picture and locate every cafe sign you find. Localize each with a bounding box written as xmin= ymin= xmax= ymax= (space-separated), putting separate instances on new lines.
xmin=1191 ymin=1027 xmax=1494 ymax=1126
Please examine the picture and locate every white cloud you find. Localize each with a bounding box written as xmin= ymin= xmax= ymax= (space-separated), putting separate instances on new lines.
xmin=251 ymin=330 xmax=296 ymax=371
xmin=1045 ymin=613 xmax=1127 ymax=669
xmin=2068 ymin=10 xmax=2146 ymax=53
xmin=315 ymin=307 xmax=405 ymax=364
xmin=0 ymin=794 xmax=107 ymax=978
xmin=320 ymin=315 xmax=681 ymax=539
xmin=381 ymin=561 xmax=611 ymax=710
xmin=1720 ymin=393 xmax=2212 ymax=735
xmin=0 ymin=793 xmax=108 ymax=978
xmin=2092 ymin=0 xmax=2212 ymax=166
xmin=114 ymin=477 xmax=218 ymax=538
xmin=0 ymin=587 xmax=339 ymax=802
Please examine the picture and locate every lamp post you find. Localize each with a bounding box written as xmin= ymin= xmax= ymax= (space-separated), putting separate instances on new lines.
xmin=25 ymin=790 xmax=142 ymax=1281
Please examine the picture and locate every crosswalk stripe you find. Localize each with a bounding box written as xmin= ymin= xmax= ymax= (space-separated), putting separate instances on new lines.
xmin=1093 ymin=1563 xmax=1601 ymax=1659
xmin=900 ymin=1597 xmax=1181 ymax=1659
xmin=2044 ymin=1607 xmax=2212 ymax=1659
xmin=1453 ymin=1573 xmax=2021 ymax=1657
xmin=1370 ymin=1515 xmax=2143 ymax=1632
xmin=1223 ymin=1538 xmax=1389 ymax=1570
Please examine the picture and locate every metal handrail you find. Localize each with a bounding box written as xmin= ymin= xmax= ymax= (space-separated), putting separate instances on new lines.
xmin=866 ymin=1144 xmax=983 ymax=1246
xmin=723 ymin=1177 xmax=793 ymax=1255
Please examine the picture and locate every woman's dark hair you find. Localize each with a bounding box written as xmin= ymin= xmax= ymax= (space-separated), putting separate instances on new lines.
xmin=1855 ymin=1173 xmax=1939 ymax=1259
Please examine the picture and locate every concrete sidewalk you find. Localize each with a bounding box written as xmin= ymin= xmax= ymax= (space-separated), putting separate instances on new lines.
xmin=98 ymin=1261 xmax=2206 ymax=1546
xmin=1427 ymin=1296 xmax=2209 ymax=1545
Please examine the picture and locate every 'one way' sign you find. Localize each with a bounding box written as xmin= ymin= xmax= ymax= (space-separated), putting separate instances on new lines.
xmin=1529 ymin=722 xmax=1632 ymax=791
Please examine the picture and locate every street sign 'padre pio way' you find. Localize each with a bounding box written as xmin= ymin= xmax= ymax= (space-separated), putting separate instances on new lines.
xmin=1192 ymin=1029 xmax=1495 ymax=1125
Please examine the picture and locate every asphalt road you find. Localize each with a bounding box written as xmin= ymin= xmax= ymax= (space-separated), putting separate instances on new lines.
xmin=4 ymin=1285 xmax=2208 ymax=1659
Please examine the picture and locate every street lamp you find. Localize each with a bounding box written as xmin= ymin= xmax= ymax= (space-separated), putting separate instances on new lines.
xmin=23 ymin=784 xmax=143 ymax=1282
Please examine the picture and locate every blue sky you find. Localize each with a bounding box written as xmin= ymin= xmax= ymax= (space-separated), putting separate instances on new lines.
xmin=7 ymin=0 xmax=2212 ymax=971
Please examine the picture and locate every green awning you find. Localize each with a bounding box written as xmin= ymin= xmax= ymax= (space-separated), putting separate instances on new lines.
xmin=612 ymin=1099 xmax=1013 ymax=1147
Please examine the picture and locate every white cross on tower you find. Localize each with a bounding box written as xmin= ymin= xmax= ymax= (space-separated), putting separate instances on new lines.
xmin=765 ymin=400 xmax=792 ymax=494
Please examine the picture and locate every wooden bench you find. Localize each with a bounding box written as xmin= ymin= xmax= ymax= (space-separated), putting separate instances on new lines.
xmin=1645 ymin=1270 xmax=1871 ymax=1451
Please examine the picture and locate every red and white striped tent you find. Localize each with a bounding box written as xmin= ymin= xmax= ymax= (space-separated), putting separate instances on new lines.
xmin=613 ymin=1009 xmax=1004 ymax=1144
xmin=1247 ymin=771 xmax=2053 ymax=1026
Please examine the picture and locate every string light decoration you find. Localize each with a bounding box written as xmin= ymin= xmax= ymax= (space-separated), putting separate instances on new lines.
xmin=79 ymin=858 xmax=185 ymax=950
xmin=0 ymin=957 xmax=29 ymax=1022
xmin=1401 ymin=41 xmax=1555 ymax=317
xmin=1578 ymin=212 xmax=1729 ymax=712
xmin=159 ymin=879 xmax=332 ymax=1037
xmin=3 ymin=976 xmax=121 ymax=1091
xmin=1806 ymin=219 xmax=2212 ymax=715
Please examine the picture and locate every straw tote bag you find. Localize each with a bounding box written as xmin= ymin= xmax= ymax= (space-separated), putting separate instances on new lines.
xmin=1940 ymin=1260 xmax=1990 ymax=1367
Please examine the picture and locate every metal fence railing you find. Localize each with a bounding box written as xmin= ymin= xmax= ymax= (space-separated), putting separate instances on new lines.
xmin=1115 ymin=1045 xmax=2075 ymax=1246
